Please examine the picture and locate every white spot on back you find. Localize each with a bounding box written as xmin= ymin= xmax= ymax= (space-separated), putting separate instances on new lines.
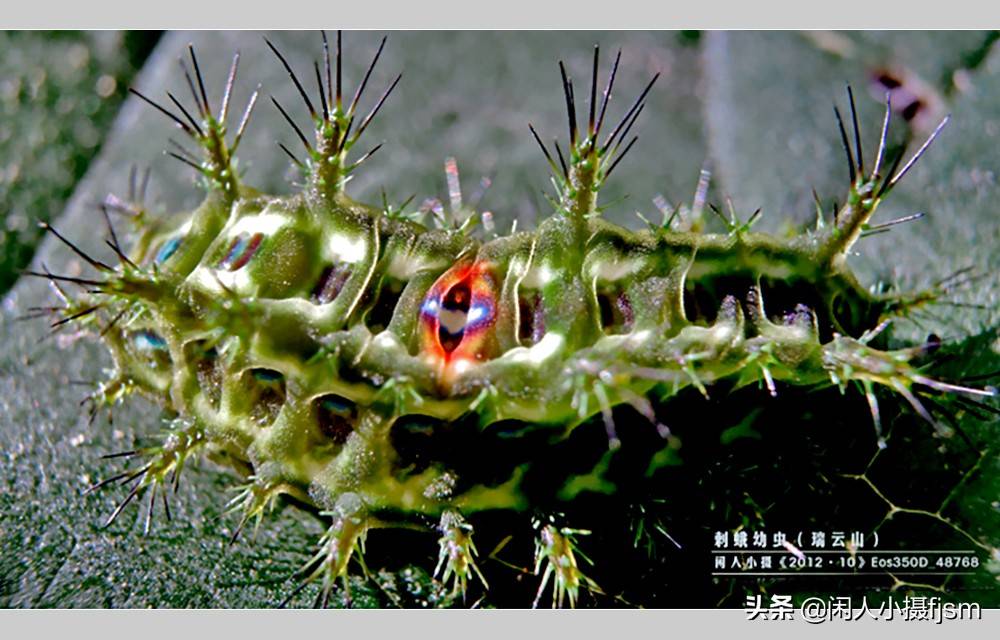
xmin=521 ymin=264 xmax=554 ymax=288
xmin=190 ymin=267 xmax=253 ymax=293
xmin=505 ymin=332 xmax=564 ymax=366
xmin=327 ymin=233 xmax=367 ymax=264
xmin=373 ymin=332 xmax=400 ymax=349
xmin=628 ymin=329 xmax=652 ymax=344
xmin=449 ymin=358 xmax=474 ymax=375
xmin=591 ymin=258 xmax=639 ymax=280
xmin=227 ymin=212 xmax=288 ymax=237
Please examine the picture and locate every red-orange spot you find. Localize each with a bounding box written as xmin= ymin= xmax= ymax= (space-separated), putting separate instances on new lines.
xmin=419 ymin=260 xmax=499 ymax=380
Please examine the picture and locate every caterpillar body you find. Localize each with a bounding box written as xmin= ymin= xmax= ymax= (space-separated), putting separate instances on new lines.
xmin=30 ymin=32 xmax=997 ymax=608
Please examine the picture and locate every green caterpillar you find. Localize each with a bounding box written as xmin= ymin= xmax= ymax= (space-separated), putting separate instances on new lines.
xmin=31 ymin=32 xmax=996 ymax=608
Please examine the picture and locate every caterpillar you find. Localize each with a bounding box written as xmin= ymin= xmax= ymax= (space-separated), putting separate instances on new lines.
xmin=25 ymin=31 xmax=999 ymax=608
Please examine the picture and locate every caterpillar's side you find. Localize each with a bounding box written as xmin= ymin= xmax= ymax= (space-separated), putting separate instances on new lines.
xmin=30 ymin=32 xmax=997 ymax=608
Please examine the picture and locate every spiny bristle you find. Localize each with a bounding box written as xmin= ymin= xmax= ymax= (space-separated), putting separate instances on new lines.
xmin=104 ymin=479 xmax=143 ymax=528
xmin=594 ymin=49 xmax=621 ymax=147
xmin=559 ymin=61 xmax=577 ymax=146
xmin=83 ymin=469 xmax=133 ymax=495
xmin=166 ymin=150 xmax=205 ymax=173
xmin=554 ymin=139 xmax=569 ymax=179
xmin=588 ymin=45 xmax=599 ymax=136
xmin=321 ymin=31 xmax=334 ymax=109
xmin=128 ymin=88 xmax=196 ymax=137
xmin=875 ymin=144 xmax=907 ymax=199
xmin=528 ymin=123 xmax=559 ymax=177
xmin=50 ymin=305 xmax=101 ymax=328
xmin=233 ymin=85 xmax=260 ymax=154
xmin=847 ymin=85 xmax=864 ymax=176
xmin=351 ymin=72 xmax=401 ymax=144
xmin=708 ymin=203 xmax=729 ymax=228
xmin=314 ymin=60 xmax=329 ymax=122
xmin=349 ymin=36 xmax=388 ymax=118
xmin=601 ymin=72 xmax=658 ymax=155
xmin=15 ymin=306 xmax=65 ymax=322
xmin=935 ymin=265 xmax=977 ymax=289
xmin=886 ymin=115 xmax=950 ymax=191
xmin=168 ymin=138 xmax=199 ymax=163
xmin=99 ymin=204 xmax=132 ymax=269
xmin=220 ymin=53 xmax=240 ymax=123
xmin=101 ymin=449 xmax=140 ymax=460
xmin=144 ymin=483 xmax=158 ymax=535
xmin=860 ymin=212 xmax=925 ymax=238
xmin=833 ymin=104 xmax=857 ymax=185
xmin=603 ymin=135 xmax=638 ymax=178
xmin=99 ymin=307 xmax=128 ymax=338
xmin=271 ymin=96 xmax=313 ymax=152
xmin=23 ymin=270 xmax=106 ymax=289
xmin=335 ymin=31 xmax=343 ymax=109
xmin=278 ymin=582 xmax=311 ymax=609
xmin=39 ymin=222 xmax=112 ymax=272
xmin=278 ymin=142 xmax=305 ymax=169
xmin=610 ymin=101 xmax=645 ymax=155
xmin=178 ymin=57 xmax=206 ymax=118
xmin=161 ymin=489 xmax=172 ymax=522
xmin=188 ymin=44 xmax=211 ymax=118
xmin=336 ymin=115 xmax=354 ymax=153
xmin=265 ymin=37 xmax=317 ymax=120
xmin=166 ymin=92 xmax=205 ymax=137
xmin=873 ymin=93 xmax=891 ymax=179
xmin=350 ymin=142 xmax=383 ymax=170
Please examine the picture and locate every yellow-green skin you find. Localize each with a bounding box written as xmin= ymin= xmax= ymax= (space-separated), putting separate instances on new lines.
xmin=60 ymin=40 xmax=960 ymax=597
xmin=98 ymin=183 xmax=906 ymax=523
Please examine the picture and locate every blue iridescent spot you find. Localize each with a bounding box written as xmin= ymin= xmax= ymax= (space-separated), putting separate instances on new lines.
xmin=466 ymin=300 xmax=491 ymax=328
xmin=133 ymin=330 xmax=168 ymax=352
xmin=155 ymin=236 xmax=182 ymax=264
xmin=319 ymin=395 xmax=353 ymax=417
xmin=420 ymin=298 xmax=440 ymax=318
xmin=252 ymin=368 xmax=284 ymax=383
xmin=315 ymin=394 xmax=355 ymax=443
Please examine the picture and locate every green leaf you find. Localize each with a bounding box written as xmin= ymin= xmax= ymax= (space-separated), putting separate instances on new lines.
xmin=0 ymin=31 xmax=157 ymax=295
xmin=705 ymin=31 xmax=1000 ymax=605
